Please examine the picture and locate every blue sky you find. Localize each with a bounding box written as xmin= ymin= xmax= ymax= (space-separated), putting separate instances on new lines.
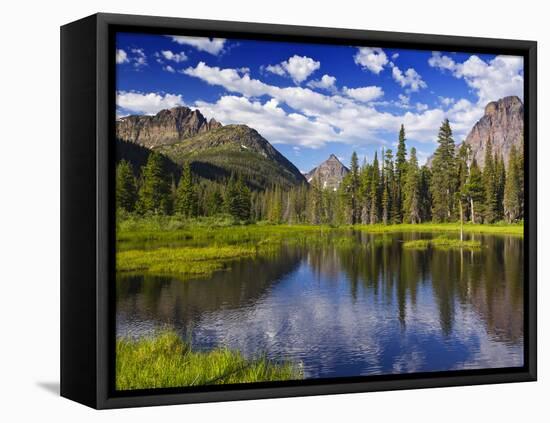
xmin=116 ymin=32 xmax=523 ymax=172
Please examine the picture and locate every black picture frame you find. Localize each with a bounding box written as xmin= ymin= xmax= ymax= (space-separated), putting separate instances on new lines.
xmin=61 ymin=12 xmax=537 ymax=409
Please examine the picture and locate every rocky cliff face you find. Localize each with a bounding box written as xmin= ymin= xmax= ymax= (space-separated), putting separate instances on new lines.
xmin=463 ymin=96 xmax=524 ymax=167
xmin=306 ymin=154 xmax=349 ymax=190
xmin=116 ymin=106 xmax=222 ymax=148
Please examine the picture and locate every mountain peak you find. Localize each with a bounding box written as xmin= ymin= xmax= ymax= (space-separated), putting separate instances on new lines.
xmin=116 ymin=106 xmax=222 ymax=148
xmin=484 ymin=95 xmax=522 ymax=117
xmin=465 ymin=96 xmax=523 ymax=167
xmin=306 ymin=155 xmax=350 ymax=190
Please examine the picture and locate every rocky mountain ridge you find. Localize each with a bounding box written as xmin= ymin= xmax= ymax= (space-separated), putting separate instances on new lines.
xmin=117 ymin=106 xmax=222 ymax=148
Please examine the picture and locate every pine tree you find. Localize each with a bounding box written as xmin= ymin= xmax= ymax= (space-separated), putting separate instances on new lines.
xmin=518 ymin=137 xmax=525 ymax=219
xmin=136 ymin=152 xmax=171 ymax=215
xmin=235 ymin=177 xmax=251 ymax=221
xmin=430 ymin=119 xmax=456 ymax=222
xmin=116 ymin=159 xmax=137 ymax=212
xmin=463 ymin=159 xmax=484 ymax=223
xmin=381 ymin=149 xmax=394 ymax=225
xmin=175 ymin=162 xmax=197 ymax=217
xmin=204 ymin=185 xmax=223 ymax=216
xmin=419 ymin=166 xmax=432 ymax=222
xmin=403 ymin=147 xmax=421 ymax=223
xmin=495 ymin=154 xmax=506 ymax=221
xmin=308 ymin=176 xmax=323 ymax=224
xmin=267 ymin=185 xmax=283 ymax=223
xmin=381 ymin=183 xmax=390 ymax=225
xmin=349 ymin=151 xmax=360 ymax=224
xmin=483 ymin=138 xmax=498 ymax=223
xmin=224 ymin=174 xmax=240 ymax=219
xmin=504 ymin=145 xmax=521 ymax=223
xmin=359 ymin=162 xmax=373 ymax=224
xmin=369 ymin=151 xmax=381 ymax=224
xmin=395 ymin=124 xmax=407 ymax=222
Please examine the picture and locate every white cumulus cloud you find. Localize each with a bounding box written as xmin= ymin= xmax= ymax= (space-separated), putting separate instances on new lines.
xmin=160 ymin=50 xmax=188 ymax=63
xmin=307 ymin=74 xmax=337 ymax=91
xmin=181 ymin=61 xmax=483 ymax=147
xmin=354 ymin=47 xmax=388 ymax=74
xmin=130 ymin=48 xmax=147 ymax=69
xmin=391 ymin=65 xmax=427 ymax=92
xmin=343 ymin=86 xmax=384 ymax=103
xmin=170 ymin=35 xmax=226 ymax=55
xmin=428 ymin=52 xmax=524 ymax=105
xmin=265 ymin=55 xmax=320 ymax=84
xmin=195 ymin=95 xmax=336 ymax=148
xmin=116 ymin=49 xmax=128 ymax=64
xmin=116 ymin=91 xmax=184 ymax=115
xmin=438 ymin=96 xmax=455 ymax=107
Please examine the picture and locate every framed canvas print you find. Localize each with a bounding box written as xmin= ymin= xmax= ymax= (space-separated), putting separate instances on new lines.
xmin=60 ymin=13 xmax=537 ymax=409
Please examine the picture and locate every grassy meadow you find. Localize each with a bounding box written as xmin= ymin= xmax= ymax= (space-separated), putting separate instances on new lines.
xmin=116 ymin=214 xmax=523 ymax=280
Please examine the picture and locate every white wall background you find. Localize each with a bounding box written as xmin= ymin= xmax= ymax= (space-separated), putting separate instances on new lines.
xmin=0 ymin=0 xmax=546 ymax=420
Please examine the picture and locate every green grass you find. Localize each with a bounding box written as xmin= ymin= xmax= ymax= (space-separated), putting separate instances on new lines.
xmin=117 ymin=216 xmax=523 ymax=246
xmin=402 ymin=239 xmax=431 ymax=250
xmin=116 ymin=217 xmax=520 ymax=278
xmin=116 ymin=331 xmax=301 ymax=390
xmin=117 ymin=215 xmax=334 ymax=245
xmin=117 ymin=245 xmax=273 ymax=279
xmin=356 ymin=222 xmax=523 ymax=236
xmin=403 ymin=237 xmax=482 ymax=250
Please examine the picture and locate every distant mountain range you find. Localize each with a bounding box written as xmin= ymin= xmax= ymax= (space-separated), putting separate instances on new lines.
xmin=305 ymin=154 xmax=349 ymax=191
xmin=116 ymin=96 xmax=524 ymax=191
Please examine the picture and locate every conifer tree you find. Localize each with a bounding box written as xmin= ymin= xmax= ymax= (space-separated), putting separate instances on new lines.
xmin=268 ymin=185 xmax=283 ymax=223
xmin=419 ymin=166 xmax=432 ymax=222
xmin=430 ymin=119 xmax=456 ymax=222
xmin=369 ymin=151 xmax=381 ymax=224
xmin=403 ymin=147 xmax=421 ymax=223
xmin=395 ymin=124 xmax=407 ymax=222
xmin=136 ymin=152 xmax=171 ymax=215
xmin=349 ymin=151 xmax=360 ymax=224
xmin=235 ymin=177 xmax=251 ymax=221
xmin=381 ymin=149 xmax=394 ymax=225
xmin=495 ymin=154 xmax=506 ymax=221
xmin=518 ymin=137 xmax=525 ymax=219
xmin=224 ymin=174 xmax=240 ymax=219
xmin=504 ymin=145 xmax=521 ymax=222
xmin=204 ymin=185 xmax=223 ymax=216
xmin=483 ymin=138 xmax=498 ymax=223
xmin=308 ymin=175 xmax=323 ymax=224
xmin=359 ymin=163 xmax=373 ymax=224
xmin=116 ymin=159 xmax=137 ymax=212
xmin=463 ymin=158 xmax=484 ymax=223
xmin=175 ymin=162 xmax=197 ymax=217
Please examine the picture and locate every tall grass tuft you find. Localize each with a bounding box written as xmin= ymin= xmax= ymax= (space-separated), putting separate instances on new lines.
xmin=116 ymin=331 xmax=301 ymax=390
xmin=403 ymin=236 xmax=482 ymax=250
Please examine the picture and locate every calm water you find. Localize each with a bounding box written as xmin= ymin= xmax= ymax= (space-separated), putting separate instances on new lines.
xmin=116 ymin=232 xmax=524 ymax=378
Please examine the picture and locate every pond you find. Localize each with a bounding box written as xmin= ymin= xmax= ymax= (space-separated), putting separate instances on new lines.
xmin=116 ymin=231 xmax=524 ymax=379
